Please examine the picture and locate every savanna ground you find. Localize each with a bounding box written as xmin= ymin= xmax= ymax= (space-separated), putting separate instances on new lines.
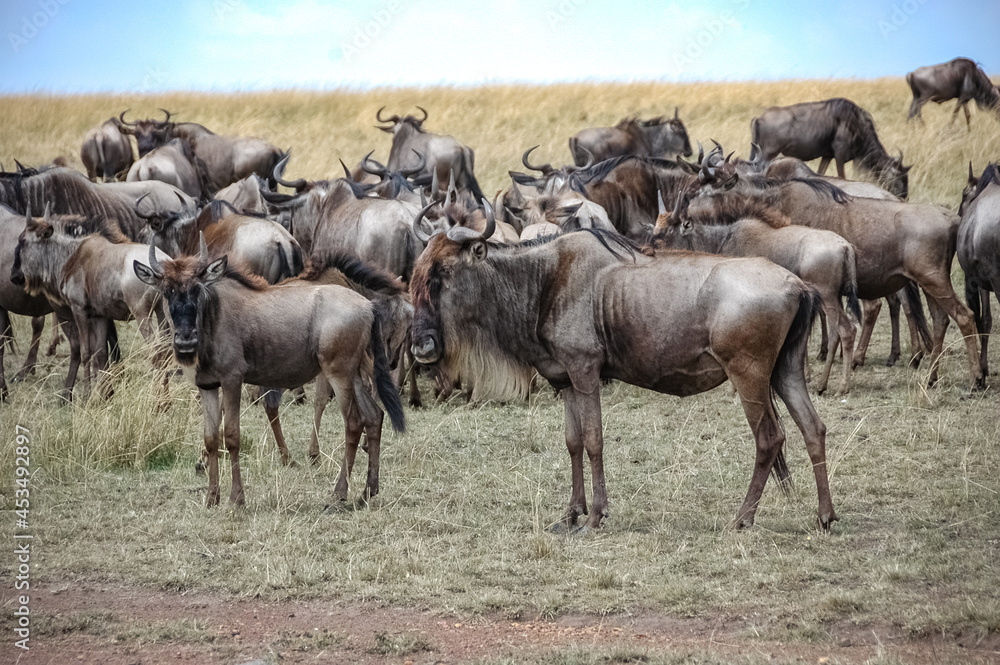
xmin=1 ymin=78 xmax=1000 ymax=664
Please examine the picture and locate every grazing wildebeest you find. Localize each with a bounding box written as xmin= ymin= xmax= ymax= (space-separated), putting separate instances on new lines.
xmin=751 ymin=98 xmax=911 ymax=199
xmin=116 ymin=110 xmax=284 ymax=193
xmin=1 ymin=204 xmax=54 ymax=399
xmin=81 ymin=117 xmax=134 ymax=182
xmin=375 ymin=107 xmax=486 ymax=202
xmin=569 ymin=110 xmax=693 ymax=166
xmin=14 ymin=208 xmax=169 ymax=394
xmin=650 ymin=193 xmax=861 ymax=395
xmin=907 ymin=58 xmax=1000 ymax=127
xmin=694 ymin=177 xmax=981 ymax=389
xmin=132 ymin=241 xmax=406 ymax=507
xmin=410 ymin=219 xmax=836 ymax=531
xmin=0 ymin=164 xmax=196 ymax=243
xmin=126 ymin=138 xmax=206 ymax=201
xmin=957 ymin=163 xmax=1000 ymax=376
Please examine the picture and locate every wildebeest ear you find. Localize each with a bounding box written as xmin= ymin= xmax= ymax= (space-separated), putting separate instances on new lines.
xmin=133 ymin=260 xmax=161 ymax=286
xmin=201 ymin=256 xmax=228 ymax=284
xmin=464 ymin=239 xmax=488 ymax=264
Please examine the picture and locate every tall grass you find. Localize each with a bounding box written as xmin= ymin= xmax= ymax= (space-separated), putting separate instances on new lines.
xmin=1 ymin=78 xmax=999 ymax=654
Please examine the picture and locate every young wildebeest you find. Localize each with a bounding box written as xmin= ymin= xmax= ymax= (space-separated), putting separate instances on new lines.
xmin=907 ymin=58 xmax=1000 ymax=127
xmin=957 ymin=163 xmax=1000 ymax=376
xmin=409 ymin=211 xmax=836 ymax=531
xmin=751 ymin=98 xmax=911 ymax=199
xmin=568 ymin=110 xmax=693 ymax=166
xmin=133 ymin=241 xmax=406 ymax=507
xmin=650 ymin=193 xmax=861 ymax=396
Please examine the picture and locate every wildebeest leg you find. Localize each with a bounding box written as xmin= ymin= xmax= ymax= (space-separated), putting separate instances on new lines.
xmin=852 ymin=299 xmax=881 ymax=368
xmin=923 ymin=294 xmax=950 ymax=387
xmin=899 ymin=288 xmax=925 ymax=368
xmin=405 ymin=349 xmax=422 ymax=408
xmin=882 ymin=292 xmax=902 ymax=366
xmin=0 ymin=310 xmax=10 ymax=400
xmin=14 ymin=315 xmax=45 ymax=382
xmin=907 ymin=97 xmax=925 ymax=121
xmin=573 ymin=386 xmax=608 ymax=530
xmin=91 ymin=317 xmax=113 ymax=399
xmin=262 ymin=389 xmax=292 ymax=467
xmin=962 ymin=103 xmax=972 ymax=129
xmin=728 ymin=372 xmax=785 ymax=530
xmin=46 ymin=312 xmax=62 ymax=356
xmin=559 ymin=388 xmax=589 ymax=528
xmin=951 ymin=100 xmax=964 ymax=125
xmin=920 ymin=281 xmax=982 ymax=388
xmin=816 ymin=308 xmax=829 ymax=361
xmin=310 ymin=375 xmax=332 ymax=465
xmin=221 ymin=383 xmax=246 ymax=506
xmin=200 ymin=387 xmax=223 ymax=507
xmin=835 ymin=158 xmax=846 ymax=179
xmin=828 ymin=299 xmax=856 ymax=396
xmin=817 ymin=157 xmax=831 ymax=176
xmin=966 ymin=278 xmax=992 ymax=376
xmin=354 ymin=377 xmax=384 ymax=499
xmin=61 ymin=317 xmax=81 ymax=402
xmin=771 ymin=363 xmax=837 ymax=530
xmin=330 ymin=376 xmax=364 ymax=502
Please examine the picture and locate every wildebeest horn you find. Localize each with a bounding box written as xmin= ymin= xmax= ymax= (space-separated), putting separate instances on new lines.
xmin=412 ymin=200 xmax=437 ymax=243
xmin=14 ymin=160 xmax=26 ymax=173
xmin=147 ymin=242 xmax=163 ymax=278
xmin=446 ymin=169 xmax=456 ymax=204
xmin=361 ymin=150 xmax=387 ymax=176
xmin=43 ymin=201 xmax=51 ymax=221
xmin=159 ymin=108 xmax=173 ymax=123
xmin=749 ymin=143 xmax=762 ymax=164
xmin=272 ymin=154 xmax=307 ymax=191
xmin=522 ymin=146 xmax=551 ymax=174
xmin=134 ymin=193 xmax=156 ymax=220
xmin=969 ymin=161 xmax=976 ymax=181
xmin=724 ymin=151 xmax=734 ymax=164
xmin=674 ymin=107 xmax=679 ymax=120
xmin=657 ymin=190 xmax=666 ymax=216
xmin=339 ymin=159 xmax=353 ymax=180
xmin=198 ymin=231 xmax=209 ymax=263
xmin=116 ymin=109 xmax=136 ymax=133
xmin=430 ymin=168 xmax=440 ymax=200
xmin=672 ymin=193 xmax=687 ymax=222
xmin=696 ymin=141 xmax=704 ymax=165
xmin=401 ymin=150 xmax=426 ymax=178
xmin=375 ymin=106 xmax=393 ymax=123
xmin=480 ymin=198 xmax=496 ymax=240
xmin=578 ymin=145 xmax=595 ymax=170
xmin=414 ymin=106 xmax=428 ymax=123
xmin=897 ymin=149 xmax=904 ymax=164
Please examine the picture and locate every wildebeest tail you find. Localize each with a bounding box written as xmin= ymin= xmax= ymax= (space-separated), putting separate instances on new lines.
xmin=769 ymin=285 xmax=822 ymax=495
xmin=750 ymin=116 xmax=761 ymax=146
xmin=95 ymin=136 xmax=110 ymax=182
xmin=840 ymin=247 xmax=862 ymax=322
xmin=108 ymin=321 xmax=122 ymax=364
xmin=262 ymin=387 xmax=283 ymax=411
xmin=371 ymin=307 xmax=406 ymax=433
xmin=903 ymin=281 xmax=933 ymax=352
xmin=276 ymin=241 xmax=303 ymax=282
xmin=568 ymin=136 xmax=582 ymax=167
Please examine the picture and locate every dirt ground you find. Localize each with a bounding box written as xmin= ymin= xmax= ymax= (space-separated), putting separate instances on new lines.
xmin=7 ymin=580 xmax=999 ymax=665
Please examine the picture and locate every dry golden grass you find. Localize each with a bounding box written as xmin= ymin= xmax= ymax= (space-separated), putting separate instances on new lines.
xmin=1 ymin=79 xmax=999 ymax=661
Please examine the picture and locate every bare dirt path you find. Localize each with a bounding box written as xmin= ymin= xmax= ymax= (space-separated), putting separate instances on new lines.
xmin=7 ymin=580 xmax=999 ymax=664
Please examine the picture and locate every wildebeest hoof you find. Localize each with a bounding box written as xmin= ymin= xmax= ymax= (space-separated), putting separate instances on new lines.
xmin=817 ymin=511 xmax=839 ymax=532
xmin=547 ymin=520 xmax=577 ymax=535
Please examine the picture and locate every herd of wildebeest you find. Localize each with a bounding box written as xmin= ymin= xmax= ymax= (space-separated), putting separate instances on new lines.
xmin=2 ymin=57 xmax=999 ymax=531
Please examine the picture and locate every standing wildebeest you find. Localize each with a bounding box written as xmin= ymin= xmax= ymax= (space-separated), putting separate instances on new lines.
xmin=410 ymin=218 xmax=836 ymax=531
xmin=375 ymin=107 xmax=486 ymax=202
xmin=1 ymin=204 xmax=54 ymax=399
xmin=569 ymin=109 xmax=693 ymax=166
xmin=126 ymin=138 xmax=206 ymax=201
xmin=957 ymin=163 xmax=1000 ymax=376
xmin=751 ymin=98 xmax=911 ymax=199
xmin=132 ymin=242 xmax=406 ymax=507
xmin=81 ymin=118 xmax=134 ymax=182
xmin=0 ymin=164 xmax=196 ymax=243
xmin=650 ymin=193 xmax=861 ymax=396
xmin=694 ymin=177 xmax=982 ymax=389
xmin=907 ymin=58 xmax=1000 ymax=127
xmin=116 ymin=110 xmax=284 ymax=193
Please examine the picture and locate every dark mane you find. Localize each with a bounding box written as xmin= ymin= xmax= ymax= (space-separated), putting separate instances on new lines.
xmin=971 ymin=163 xmax=1000 ymax=202
xmin=684 ymin=197 xmax=791 ymax=229
xmin=733 ymin=173 xmax=851 ymax=204
xmin=614 ymin=118 xmax=653 ymax=152
xmin=579 ymin=228 xmax=640 ymax=262
xmin=824 ymin=98 xmax=890 ymax=167
xmin=297 ymin=249 xmax=404 ymax=295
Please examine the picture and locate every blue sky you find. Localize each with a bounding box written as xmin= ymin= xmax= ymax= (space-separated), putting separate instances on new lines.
xmin=1 ymin=0 xmax=997 ymax=93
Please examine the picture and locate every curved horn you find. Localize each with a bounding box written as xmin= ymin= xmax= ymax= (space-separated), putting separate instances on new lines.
xmin=375 ymin=106 xmax=393 ymax=123
xmin=272 ymin=154 xmax=307 ymax=191
xmin=696 ymin=141 xmax=704 ymax=166
xmin=480 ymin=198 xmax=496 ymax=240
xmin=43 ymin=201 xmax=51 ymax=221
xmin=198 ymin=231 xmax=209 ymax=263
xmin=430 ymin=167 xmax=440 ymax=200
xmin=521 ymin=146 xmax=551 ymax=174
xmin=118 ymin=109 xmax=136 ymax=127
xmin=446 ymin=169 xmax=457 ymax=204
xmin=360 ymin=150 xmax=387 ymax=176
xmin=401 ymin=149 xmax=426 ymax=178
xmin=657 ymin=190 xmax=666 ymax=216
xmin=749 ymin=143 xmax=762 ymax=164
xmin=674 ymin=106 xmax=679 ymax=120
xmin=672 ymin=193 xmax=687 ymax=222
xmin=414 ymin=106 xmax=428 ymax=123
xmin=159 ymin=108 xmax=173 ymax=123
xmin=412 ymin=200 xmax=437 ymax=244
xmin=134 ymin=193 xmax=156 ymax=220
xmin=147 ymin=242 xmax=163 ymax=278
xmin=116 ymin=109 xmax=136 ymax=133
xmin=339 ymin=158 xmax=353 ymax=180
xmin=578 ymin=145 xmax=595 ymax=170
xmin=969 ymin=161 xmax=976 ymax=181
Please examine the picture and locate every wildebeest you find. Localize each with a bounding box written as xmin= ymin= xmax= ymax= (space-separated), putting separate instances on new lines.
xmin=751 ymin=98 xmax=911 ymax=199
xmin=375 ymin=107 xmax=486 ymax=202
xmin=126 ymin=138 xmax=206 ymax=201
xmin=0 ymin=164 xmax=196 ymax=243
xmin=410 ymin=220 xmax=836 ymax=531
xmin=650 ymin=193 xmax=861 ymax=396
xmin=132 ymin=241 xmax=406 ymax=507
xmin=957 ymin=163 xmax=1000 ymax=376
xmin=569 ymin=110 xmax=693 ymax=166
xmin=116 ymin=110 xmax=284 ymax=193
xmin=693 ymin=177 xmax=981 ymax=389
xmin=81 ymin=117 xmax=134 ymax=182
xmin=907 ymin=58 xmax=1000 ymax=127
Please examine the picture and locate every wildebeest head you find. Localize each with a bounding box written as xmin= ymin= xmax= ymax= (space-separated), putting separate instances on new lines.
xmin=374 ymin=106 xmax=428 ymax=134
xmin=13 ymin=203 xmax=95 ymax=299
xmin=877 ymin=151 xmax=910 ymax=200
xmin=116 ymin=109 xmax=175 ymax=157
xmin=961 ymin=162 xmax=999 ymax=217
xmin=409 ymin=199 xmax=496 ymax=365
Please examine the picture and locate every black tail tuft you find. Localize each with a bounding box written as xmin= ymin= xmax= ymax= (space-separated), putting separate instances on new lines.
xmin=371 ymin=307 xmax=406 ymax=433
xmin=903 ymin=281 xmax=932 ymax=352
